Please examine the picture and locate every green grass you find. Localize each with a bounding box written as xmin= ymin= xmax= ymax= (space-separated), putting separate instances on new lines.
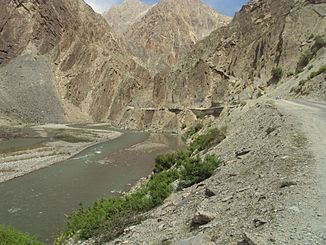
xmin=0 ymin=225 xmax=44 ymax=245
xmin=58 ymin=128 xmax=224 ymax=243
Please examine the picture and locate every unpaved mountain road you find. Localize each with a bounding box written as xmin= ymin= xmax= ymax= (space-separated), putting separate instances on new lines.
xmin=273 ymin=99 xmax=326 ymax=244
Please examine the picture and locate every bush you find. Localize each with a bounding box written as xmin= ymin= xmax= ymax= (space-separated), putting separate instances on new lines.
xmin=309 ymin=66 xmax=326 ymax=79
xmin=190 ymin=128 xmax=226 ymax=152
xmin=271 ymin=67 xmax=283 ymax=81
xmin=154 ymin=150 xmax=191 ymax=173
xmin=60 ymin=170 xmax=179 ymax=242
xmin=296 ymin=36 xmax=325 ymax=73
xmin=59 ymin=127 xmax=224 ymax=243
xmin=312 ymin=35 xmax=326 ymax=52
xmin=179 ymin=155 xmax=221 ymax=189
xmin=0 ymin=225 xmax=43 ymax=245
xmin=184 ymin=123 xmax=203 ymax=139
xmin=296 ymin=51 xmax=313 ymax=73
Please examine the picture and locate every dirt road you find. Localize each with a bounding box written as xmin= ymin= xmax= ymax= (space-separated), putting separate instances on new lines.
xmin=274 ymin=99 xmax=326 ymax=244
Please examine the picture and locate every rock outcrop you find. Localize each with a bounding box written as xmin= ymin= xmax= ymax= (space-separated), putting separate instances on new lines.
xmin=152 ymin=0 xmax=326 ymax=108
xmin=103 ymin=0 xmax=153 ymax=36
xmin=116 ymin=0 xmax=231 ymax=72
xmin=0 ymin=0 xmax=152 ymax=123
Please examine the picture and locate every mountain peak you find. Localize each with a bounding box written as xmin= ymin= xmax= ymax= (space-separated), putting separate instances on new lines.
xmin=103 ymin=0 xmax=152 ymax=35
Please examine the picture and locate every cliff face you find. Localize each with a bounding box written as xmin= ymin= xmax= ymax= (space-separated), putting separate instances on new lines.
xmin=113 ymin=0 xmax=231 ymax=72
xmin=0 ymin=0 xmax=151 ymax=123
xmin=152 ymin=0 xmax=326 ymax=108
xmin=103 ymin=0 xmax=152 ymax=36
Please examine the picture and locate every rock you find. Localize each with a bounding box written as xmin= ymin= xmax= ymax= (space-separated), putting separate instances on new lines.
xmin=205 ymin=187 xmax=216 ymax=197
xmin=253 ymin=218 xmax=268 ymax=227
xmin=235 ymin=149 xmax=251 ymax=158
xmin=237 ymin=233 xmax=257 ymax=245
xmin=237 ymin=186 xmax=251 ymax=193
xmin=279 ymin=180 xmax=297 ymax=188
xmin=222 ymin=195 xmax=234 ymax=202
xmin=172 ymin=234 xmax=215 ymax=245
xmin=191 ymin=211 xmax=215 ymax=226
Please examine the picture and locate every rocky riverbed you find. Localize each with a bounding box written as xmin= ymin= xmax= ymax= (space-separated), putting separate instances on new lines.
xmin=0 ymin=124 xmax=122 ymax=183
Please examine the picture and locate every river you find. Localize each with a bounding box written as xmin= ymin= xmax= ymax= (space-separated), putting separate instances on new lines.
xmin=0 ymin=126 xmax=183 ymax=244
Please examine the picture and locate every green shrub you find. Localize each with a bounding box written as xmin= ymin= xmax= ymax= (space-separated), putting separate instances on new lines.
xmin=179 ymin=155 xmax=221 ymax=189
xmin=309 ymin=66 xmax=326 ymax=79
xmin=308 ymin=65 xmax=314 ymax=70
xmin=312 ymin=35 xmax=326 ymax=52
xmin=184 ymin=123 xmax=203 ymax=139
xmin=190 ymin=128 xmax=226 ymax=152
xmin=60 ymin=128 xmax=224 ymax=243
xmin=154 ymin=150 xmax=191 ymax=173
xmin=271 ymin=67 xmax=283 ymax=81
xmin=296 ymin=51 xmax=313 ymax=73
xmin=60 ymin=169 xmax=179 ymax=242
xmin=0 ymin=225 xmax=43 ymax=245
xmin=257 ymin=91 xmax=263 ymax=98
xmin=296 ymin=36 xmax=325 ymax=73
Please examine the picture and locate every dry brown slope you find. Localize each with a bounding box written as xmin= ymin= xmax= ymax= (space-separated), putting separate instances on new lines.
xmin=0 ymin=0 xmax=152 ymax=124
xmin=124 ymin=0 xmax=231 ymax=72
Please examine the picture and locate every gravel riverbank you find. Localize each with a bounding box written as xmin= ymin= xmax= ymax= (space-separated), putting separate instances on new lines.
xmin=0 ymin=124 xmax=122 ymax=183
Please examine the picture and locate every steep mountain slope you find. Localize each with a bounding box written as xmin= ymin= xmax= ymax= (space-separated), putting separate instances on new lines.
xmin=0 ymin=0 xmax=151 ymax=124
xmin=152 ymin=0 xmax=326 ymax=108
xmin=122 ymin=0 xmax=231 ymax=72
xmin=103 ymin=0 xmax=153 ymax=36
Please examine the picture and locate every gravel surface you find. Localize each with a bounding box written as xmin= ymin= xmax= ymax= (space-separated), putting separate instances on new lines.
xmin=0 ymin=125 xmax=122 ymax=183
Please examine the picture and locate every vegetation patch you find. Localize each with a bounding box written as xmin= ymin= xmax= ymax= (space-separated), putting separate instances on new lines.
xmin=0 ymin=225 xmax=43 ymax=245
xmin=189 ymin=127 xmax=226 ymax=152
xmin=184 ymin=123 xmax=203 ymax=139
xmin=309 ymin=66 xmax=326 ymax=79
xmin=296 ymin=35 xmax=326 ymax=73
xmin=271 ymin=67 xmax=283 ymax=82
xmin=179 ymin=155 xmax=220 ymax=189
xmin=58 ymin=128 xmax=224 ymax=243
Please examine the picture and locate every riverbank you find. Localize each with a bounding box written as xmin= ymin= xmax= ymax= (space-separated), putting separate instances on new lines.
xmin=0 ymin=127 xmax=184 ymax=244
xmin=0 ymin=124 xmax=122 ymax=183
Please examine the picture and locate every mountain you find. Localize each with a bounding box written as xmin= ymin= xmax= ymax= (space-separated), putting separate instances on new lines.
xmin=105 ymin=0 xmax=231 ymax=72
xmin=0 ymin=0 xmax=151 ymax=124
xmin=152 ymin=0 xmax=326 ymax=108
xmin=103 ymin=0 xmax=153 ymax=36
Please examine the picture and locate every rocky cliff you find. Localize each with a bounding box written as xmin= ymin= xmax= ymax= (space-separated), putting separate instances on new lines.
xmin=0 ymin=0 xmax=152 ymax=124
xmin=117 ymin=0 xmax=231 ymax=72
xmin=152 ymin=0 xmax=326 ymax=108
xmin=103 ymin=0 xmax=152 ymax=36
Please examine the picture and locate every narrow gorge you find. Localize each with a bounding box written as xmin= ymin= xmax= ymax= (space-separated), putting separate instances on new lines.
xmin=0 ymin=0 xmax=325 ymax=244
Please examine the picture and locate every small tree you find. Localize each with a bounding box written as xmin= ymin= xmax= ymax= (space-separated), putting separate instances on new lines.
xmin=271 ymin=67 xmax=283 ymax=82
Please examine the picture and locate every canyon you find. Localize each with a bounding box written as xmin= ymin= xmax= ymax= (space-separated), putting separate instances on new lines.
xmin=0 ymin=0 xmax=325 ymax=244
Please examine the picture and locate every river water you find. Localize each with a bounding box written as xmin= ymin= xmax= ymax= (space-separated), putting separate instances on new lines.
xmin=0 ymin=128 xmax=183 ymax=244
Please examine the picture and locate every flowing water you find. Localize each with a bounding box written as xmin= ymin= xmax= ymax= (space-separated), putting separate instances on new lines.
xmin=0 ymin=128 xmax=183 ymax=244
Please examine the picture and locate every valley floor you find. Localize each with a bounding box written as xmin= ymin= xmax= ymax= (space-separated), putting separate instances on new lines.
xmin=0 ymin=124 xmax=122 ymax=183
